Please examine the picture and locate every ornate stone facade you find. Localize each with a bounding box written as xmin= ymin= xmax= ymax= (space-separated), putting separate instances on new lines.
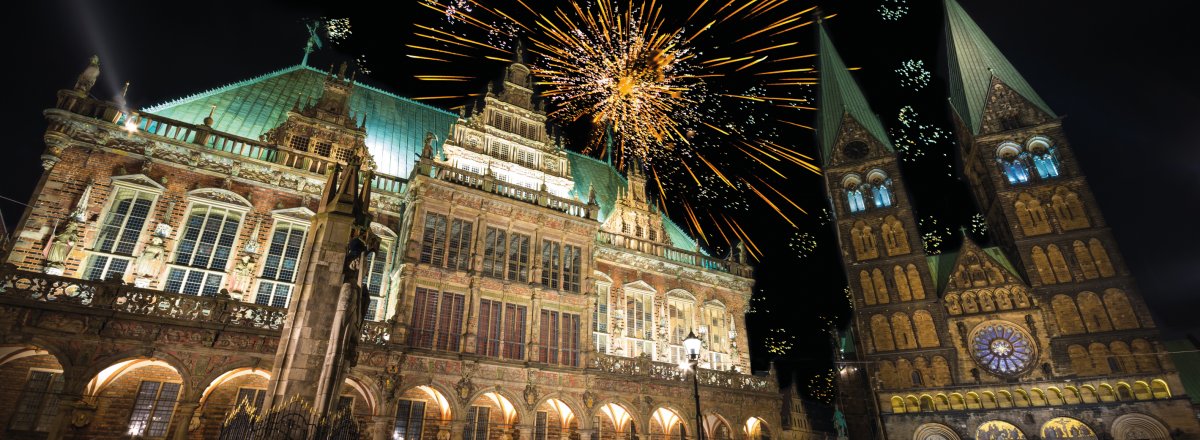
xmin=822 ymin=3 xmax=1200 ymax=440
xmin=0 ymin=52 xmax=830 ymax=440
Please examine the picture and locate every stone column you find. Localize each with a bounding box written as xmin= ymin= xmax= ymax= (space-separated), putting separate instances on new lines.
xmin=371 ymin=415 xmax=393 ymax=440
xmin=451 ymin=420 xmax=468 ymax=440
xmin=169 ymin=401 xmax=200 ymax=440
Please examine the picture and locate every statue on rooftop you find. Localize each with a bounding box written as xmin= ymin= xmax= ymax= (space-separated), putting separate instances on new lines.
xmin=74 ymin=55 xmax=100 ymax=94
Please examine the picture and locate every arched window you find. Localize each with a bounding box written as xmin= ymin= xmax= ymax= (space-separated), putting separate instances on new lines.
xmin=867 ymin=170 xmax=893 ymax=208
xmin=872 ymin=269 xmax=889 ymax=304
xmin=944 ymin=294 xmax=961 ymax=315
xmin=910 ymin=370 xmax=923 ymax=387
xmin=1089 ymin=239 xmax=1116 ymax=277
xmin=892 ymin=313 xmax=916 ymax=350
xmin=1073 ymin=240 xmax=1099 ymax=280
xmin=1103 ymin=288 xmax=1139 ymax=330
xmin=1027 ymin=137 xmax=1060 ymax=179
xmin=996 ymin=143 xmax=1030 ymax=184
xmin=1015 ymin=193 xmax=1052 ymax=236
xmin=881 ymin=216 xmax=910 ymax=256
xmin=1089 ymin=343 xmax=1112 ymax=375
xmin=1031 ymin=246 xmax=1056 ymax=285
xmin=850 ymin=221 xmax=879 ymax=260
xmin=871 ymin=315 xmax=895 ymax=352
xmin=906 ymin=264 xmax=925 ymax=299
xmin=913 ymin=311 xmax=939 ymax=348
xmin=1051 ymin=294 xmax=1085 ymax=335
xmin=1131 ymin=339 xmax=1159 ymax=372
xmin=842 ymin=175 xmax=866 ymax=213
xmin=859 ymin=271 xmax=876 ymax=306
xmin=1077 ymin=292 xmax=1113 ymax=333
xmin=1051 ymin=187 xmax=1089 ymax=231
xmin=893 ymin=266 xmax=912 ymax=301
xmin=1110 ymin=341 xmax=1137 ymax=374
xmin=1047 ymin=244 xmax=1072 ymax=283
xmin=1068 ymin=345 xmax=1092 ymax=375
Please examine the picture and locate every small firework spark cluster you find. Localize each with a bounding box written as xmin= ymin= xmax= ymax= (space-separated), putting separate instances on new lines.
xmin=919 ymin=216 xmax=954 ymax=255
xmin=788 ymin=232 xmax=819 ymax=260
xmin=971 ymin=213 xmax=988 ymax=235
xmin=844 ymin=285 xmax=854 ymax=310
xmin=891 ymin=106 xmax=948 ymax=162
xmin=878 ymin=0 xmax=909 ymax=21
xmin=764 ymin=328 xmax=796 ymax=355
xmin=807 ymin=369 xmax=836 ymax=403
xmin=896 ymin=59 xmax=931 ymax=91
xmin=325 ymin=18 xmax=353 ymax=44
xmin=408 ymin=0 xmax=827 ymax=256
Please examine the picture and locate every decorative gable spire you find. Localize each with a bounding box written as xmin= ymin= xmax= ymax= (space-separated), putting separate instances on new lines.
xmin=944 ymin=0 xmax=1056 ymax=134
xmin=816 ymin=21 xmax=894 ymax=165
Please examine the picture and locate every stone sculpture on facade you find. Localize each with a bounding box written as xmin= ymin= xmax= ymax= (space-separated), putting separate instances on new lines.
xmin=229 ymin=254 xmax=257 ymax=298
xmin=74 ymin=55 xmax=100 ymax=94
xmin=132 ymin=235 xmax=167 ymax=286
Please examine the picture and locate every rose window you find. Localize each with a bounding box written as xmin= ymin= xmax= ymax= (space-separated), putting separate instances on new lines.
xmin=970 ymin=322 xmax=1035 ymax=376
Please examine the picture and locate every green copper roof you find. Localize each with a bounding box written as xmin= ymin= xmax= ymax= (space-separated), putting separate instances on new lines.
xmin=143 ymin=65 xmax=457 ymax=178
xmin=816 ymin=23 xmax=893 ymax=165
xmin=1165 ymin=339 xmax=1200 ymax=404
xmin=944 ymin=0 xmax=1056 ymax=134
xmin=567 ymin=152 xmax=701 ymax=253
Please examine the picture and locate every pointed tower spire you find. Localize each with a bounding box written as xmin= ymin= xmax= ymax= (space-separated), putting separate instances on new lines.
xmin=816 ymin=21 xmax=893 ymax=165
xmin=944 ymin=0 xmax=1056 ymax=134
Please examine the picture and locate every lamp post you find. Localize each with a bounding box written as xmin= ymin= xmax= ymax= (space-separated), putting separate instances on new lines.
xmin=683 ymin=331 xmax=705 ymax=440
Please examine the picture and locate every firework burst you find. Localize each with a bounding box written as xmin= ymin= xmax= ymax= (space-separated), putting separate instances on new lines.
xmin=409 ymin=0 xmax=830 ymax=257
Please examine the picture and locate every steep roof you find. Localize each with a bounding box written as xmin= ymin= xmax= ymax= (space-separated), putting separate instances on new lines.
xmin=567 ymin=152 xmax=701 ymax=253
xmin=143 ymin=65 xmax=458 ymax=178
xmin=926 ymin=241 xmax=1024 ymax=294
xmin=816 ymin=22 xmax=893 ymax=165
xmin=944 ymin=0 xmax=1056 ymax=134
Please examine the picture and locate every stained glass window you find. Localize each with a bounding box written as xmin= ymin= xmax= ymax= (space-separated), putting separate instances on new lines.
xmin=971 ymin=323 xmax=1034 ymax=376
xmin=847 ymin=189 xmax=866 ymax=213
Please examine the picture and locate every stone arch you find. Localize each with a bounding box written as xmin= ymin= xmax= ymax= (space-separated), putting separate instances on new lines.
xmin=882 ymin=216 xmax=911 ymax=256
xmin=1029 ymin=388 xmax=1046 ymax=406
xmin=743 ymin=416 xmax=771 ymax=440
xmin=904 ymin=395 xmax=919 ymax=413
xmin=965 ymin=392 xmax=981 ymax=410
xmin=872 ymin=269 xmax=889 ymax=304
xmin=1068 ymin=344 xmax=1092 ymax=375
xmin=1047 ymin=244 xmax=1072 ymax=283
xmin=1110 ymin=341 xmax=1136 ymax=374
xmin=890 ymin=396 xmax=905 ymax=413
xmin=1011 ymin=287 xmax=1030 ymax=308
xmin=398 ymin=383 xmax=457 ymax=422
xmin=948 ymin=393 xmax=965 ymax=410
xmin=1077 ymin=292 xmax=1112 ymax=332
xmin=1131 ymin=381 xmax=1152 ymax=400
xmin=82 ymin=352 xmax=192 ymax=401
xmin=0 ymin=344 xmax=69 ymax=433
xmin=995 ymin=390 xmax=1013 ymax=408
xmin=1117 ymin=382 xmax=1134 ymax=401
xmin=913 ymin=311 xmax=939 ymax=348
xmin=1103 ymin=289 xmax=1139 ymax=330
xmin=1050 ymin=187 xmax=1090 ymax=231
xmin=934 ymin=393 xmax=949 ymax=411
xmin=918 ymin=395 xmax=934 ymax=412
xmin=1015 ymin=193 xmax=1051 ymax=236
xmin=944 ymin=293 xmax=962 ymax=315
xmin=1130 ymin=339 xmax=1159 ymax=372
xmin=467 ymin=388 xmax=526 ymax=428
xmin=197 ymin=367 xmax=270 ymax=407
xmin=1151 ymin=379 xmax=1171 ymax=399
xmin=894 ymin=265 xmax=912 ymax=301
xmin=913 ymin=422 xmax=960 ymax=440
xmin=82 ymin=357 xmax=187 ymax=438
xmin=1111 ymin=413 xmax=1171 ymax=440
xmin=1089 ymin=239 xmax=1115 ymax=277
xmin=978 ymin=290 xmax=996 ymax=312
xmin=343 ymin=373 xmax=381 ymax=416
xmin=906 ymin=264 xmax=926 ymax=299
xmin=994 ymin=287 xmax=1013 ymax=310
xmin=1090 ymin=343 xmax=1113 ymax=375
xmin=1012 ymin=389 xmax=1029 ymax=407
xmin=851 ymin=221 xmax=879 ymax=260
xmin=193 ymin=368 xmax=272 ymax=438
xmin=1062 ymin=386 xmax=1081 ymax=404
xmin=895 ymin=359 xmax=914 ymax=388
xmin=702 ymin=411 xmax=734 ymax=440
xmin=593 ymin=399 xmax=640 ymax=438
xmin=945 ymin=294 xmax=964 ymax=316
xmin=1079 ymin=385 xmax=1098 ymax=403
xmin=878 ymin=361 xmax=898 ymax=390
xmin=871 ymin=315 xmax=895 ymax=352
xmin=537 ymin=397 xmax=585 ymax=440
xmin=1031 ymin=246 xmax=1056 ymax=285
xmin=1045 ymin=387 xmax=1064 ymax=405
xmin=1073 ymin=240 xmax=1100 ymax=280
xmin=1051 ymin=295 xmax=1085 ymax=335
xmin=860 ymin=271 xmax=876 ymax=306
xmin=1040 ymin=417 xmax=1096 ymax=440
xmin=892 ymin=313 xmax=917 ymax=350
xmin=1098 ymin=383 xmax=1116 ymax=402
xmin=961 ymin=292 xmax=979 ymax=314
xmin=0 ymin=343 xmax=71 ymax=371
xmin=980 ymin=392 xmax=997 ymax=409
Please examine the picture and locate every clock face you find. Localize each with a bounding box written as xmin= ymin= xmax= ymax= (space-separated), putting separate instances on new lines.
xmin=971 ymin=322 xmax=1035 ymax=376
xmin=843 ymin=141 xmax=869 ymax=160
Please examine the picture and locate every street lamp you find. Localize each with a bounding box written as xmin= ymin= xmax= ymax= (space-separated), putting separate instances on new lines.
xmin=683 ymin=331 xmax=705 ymax=440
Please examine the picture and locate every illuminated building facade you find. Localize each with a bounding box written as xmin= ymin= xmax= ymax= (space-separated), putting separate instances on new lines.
xmin=820 ymin=1 xmax=1200 ymax=439
xmin=0 ymin=37 xmax=836 ymax=440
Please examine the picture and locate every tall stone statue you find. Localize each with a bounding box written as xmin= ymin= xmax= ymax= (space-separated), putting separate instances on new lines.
xmin=229 ymin=254 xmax=257 ymax=296
xmin=74 ymin=55 xmax=100 ymax=94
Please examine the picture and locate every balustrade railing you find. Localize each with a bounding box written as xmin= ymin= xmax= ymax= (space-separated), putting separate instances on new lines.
xmin=587 ymin=353 xmax=776 ymax=393
xmin=595 ymin=231 xmax=751 ymax=276
xmin=360 ymin=321 xmax=393 ymax=345
xmin=0 ymin=270 xmax=286 ymax=331
xmin=426 ymin=160 xmax=594 ymax=219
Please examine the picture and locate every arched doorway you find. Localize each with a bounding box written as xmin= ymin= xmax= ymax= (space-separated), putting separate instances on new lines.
xmin=744 ymin=417 xmax=771 ymax=440
xmin=85 ymin=357 xmax=186 ymax=438
xmin=649 ymin=407 xmax=687 ymax=440
xmin=0 ymin=345 xmax=66 ymax=435
xmin=913 ymin=423 xmax=961 ymax=440
xmin=703 ymin=414 xmax=732 ymax=440
xmin=595 ymin=402 xmax=636 ymax=440
xmin=394 ymin=385 xmax=454 ymax=440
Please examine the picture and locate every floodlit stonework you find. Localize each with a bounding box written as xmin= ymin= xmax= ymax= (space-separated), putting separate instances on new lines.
xmin=821 ymin=2 xmax=1200 ymax=439
xmin=0 ymin=41 xmax=834 ymax=440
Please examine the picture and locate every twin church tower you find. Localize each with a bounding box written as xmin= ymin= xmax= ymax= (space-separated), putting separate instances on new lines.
xmin=820 ymin=1 xmax=1199 ymax=439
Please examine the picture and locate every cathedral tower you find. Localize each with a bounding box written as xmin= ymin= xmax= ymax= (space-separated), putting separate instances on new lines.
xmin=817 ymin=22 xmax=952 ymax=440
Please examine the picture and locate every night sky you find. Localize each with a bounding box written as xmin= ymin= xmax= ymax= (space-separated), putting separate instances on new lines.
xmin=7 ymin=0 xmax=1199 ymax=398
